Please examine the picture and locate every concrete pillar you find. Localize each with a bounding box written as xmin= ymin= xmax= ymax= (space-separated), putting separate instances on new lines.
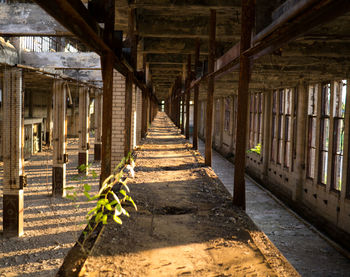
xmin=78 ymin=86 xmax=90 ymax=174
xmin=2 ymin=68 xmax=24 ymax=237
xmin=94 ymin=89 xmax=102 ymax=161
xmin=52 ymin=80 xmax=67 ymax=197
xmin=46 ymin=91 xmax=53 ymax=146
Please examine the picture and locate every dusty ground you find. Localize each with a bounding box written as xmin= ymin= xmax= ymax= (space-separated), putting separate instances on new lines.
xmin=80 ymin=113 xmax=298 ymax=277
xmin=0 ymin=138 xmax=100 ymax=277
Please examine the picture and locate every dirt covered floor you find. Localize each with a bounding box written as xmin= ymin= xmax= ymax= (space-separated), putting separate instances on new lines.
xmin=80 ymin=112 xmax=299 ymax=277
xmin=0 ymin=138 xmax=100 ymax=277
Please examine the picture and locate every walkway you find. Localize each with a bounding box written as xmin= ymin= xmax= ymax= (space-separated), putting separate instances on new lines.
xmin=195 ymin=139 xmax=350 ymax=276
xmin=80 ymin=112 xmax=297 ymax=276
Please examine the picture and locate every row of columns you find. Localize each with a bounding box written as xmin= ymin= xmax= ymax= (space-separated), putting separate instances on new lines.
xmin=2 ymin=68 xmax=103 ymax=236
xmin=166 ymin=4 xmax=255 ymax=210
xmin=3 ymin=5 xmax=158 ymax=238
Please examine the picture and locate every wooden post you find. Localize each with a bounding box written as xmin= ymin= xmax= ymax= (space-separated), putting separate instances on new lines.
xmin=94 ymin=89 xmax=103 ymax=161
xmin=185 ymin=54 xmax=191 ymax=140
xmin=78 ymin=86 xmax=90 ymax=174
xmin=193 ymin=40 xmax=200 ymax=150
xmin=233 ymin=0 xmax=255 ymax=210
xmin=52 ymin=80 xmax=67 ymax=197
xmin=100 ymin=0 xmax=115 ymax=184
xmin=205 ymin=10 xmax=216 ymax=166
xmin=3 ymin=68 xmax=24 ymax=237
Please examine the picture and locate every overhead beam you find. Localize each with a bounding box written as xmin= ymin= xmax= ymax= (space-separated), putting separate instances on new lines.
xmin=130 ymin=0 xmax=241 ymax=9
xmin=143 ymin=38 xmax=212 ymax=54
xmin=21 ymin=52 xmax=100 ymax=69
xmin=138 ymin=15 xmax=239 ymax=41
xmin=0 ymin=3 xmax=71 ymax=36
xmin=62 ymin=69 xmax=102 ymax=83
xmin=190 ymin=0 xmax=350 ymax=89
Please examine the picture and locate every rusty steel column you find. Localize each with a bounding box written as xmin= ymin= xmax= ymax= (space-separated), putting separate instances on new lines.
xmin=233 ymin=0 xmax=255 ymax=210
xmin=181 ymin=93 xmax=185 ymax=134
xmin=185 ymin=54 xmax=191 ymax=140
xmin=193 ymin=40 xmax=200 ymax=150
xmin=100 ymin=54 xmax=114 ymax=185
xmin=78 ymin=86 xmax=90 ymax=174
xmin=205 ymin=10 xmax=216 ymax=166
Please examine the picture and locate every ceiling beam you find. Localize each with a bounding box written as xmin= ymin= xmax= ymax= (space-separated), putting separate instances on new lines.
xmin=0 ymin=3 xmax=71 ymax=36
xmin=21 ymin=52 xmax=101 ymax=69
xmin=129 ymin=0 xmax=241 ymax=9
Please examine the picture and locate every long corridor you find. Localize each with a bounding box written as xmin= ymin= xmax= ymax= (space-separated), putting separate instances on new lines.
xmin=80 ymin=112 xmax=297 ymax=276
xmin=195 ymin=139 xmax=350 ymax=276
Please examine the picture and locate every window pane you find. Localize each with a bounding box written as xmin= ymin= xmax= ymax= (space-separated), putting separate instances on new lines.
xmin=308 ymin=85 xmax=317 ymax=115
xmin=320 ymin=151 xmax=328 ymax=185
xmin=322 ymin=118 xmax=330 ymax=151
xmin=224 ymin=97 xmax=231 ymax=132
xmin=322 ymin=83 xmax=331 ymax=116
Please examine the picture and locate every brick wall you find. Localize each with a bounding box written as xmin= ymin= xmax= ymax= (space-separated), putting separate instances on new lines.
xmin=111 ymin=70 xmax=126 ymax=169
xmin=136 ymin=88 xmax=142 ymax=144
xmin=131 ymin=85 xmax=136 ymax=150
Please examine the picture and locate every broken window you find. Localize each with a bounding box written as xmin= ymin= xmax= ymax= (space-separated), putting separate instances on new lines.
xmin=284 ymin=89 xmax=292 ymax=168
xmin=215 ymin=99 xmax=220 ymax=135
xmin=257 ymin=93 xmax=263 ymax=146
xmin=291 ymin=88 xmax=298 ymax=172
xmin=331 ymin=81 xmax=346 ymax=191
xmin=249 ymin=94 xmax=255 ymax=148
xmin=307 ymin=85 xmax=318 ymax=179
xmin=249 ymin=93 xmax=263 ymax=149
xmin=224 ymin=97 xmax=231 ymax=133
xmin=232 ymin=95 xmax=238 ymax=150
xmin=318 ymin=83 xmax=331 ymax=185
xmin=271 ymin=90 xmax=278 ymax=162
xmin=277 ymin=89 xmax=284 ymax=164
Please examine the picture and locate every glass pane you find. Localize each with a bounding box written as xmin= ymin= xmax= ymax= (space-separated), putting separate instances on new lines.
xmin=320 ymin=151 xmax=328 ymax=185
xmin=311 ymin=117 xmax=317 ymax=147
xmin=279 ymin=89 xmax=284 ymax=114
xmin=273 ymin=90 xmax=277 ymax=113
xmin=278 ymin=139 xmax=283 ymax=164
xmin=322 ymin=84 xmax=331 ymax=116
xmin=322 ymin=118 xmax=330 ymax=151
xmin=334 ymin=155 xmax=343 ymax=191
xmin=308 ymin=148 xmax=316 ymax=178
xmin=308 ymin=85 xmax=317 ymax=115
xmin=224 ymin=97 xmax=231 ymax=132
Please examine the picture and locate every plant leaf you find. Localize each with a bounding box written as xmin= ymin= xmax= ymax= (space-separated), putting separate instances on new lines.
xmin=113 ymin=215 xmax=122 ymax=224
xmin=84 ymin=184 xmax=91 ymax=192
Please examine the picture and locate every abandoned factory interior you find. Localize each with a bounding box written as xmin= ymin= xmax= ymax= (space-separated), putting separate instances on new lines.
xmin=1 ymin=0 xmax=350 ymax=276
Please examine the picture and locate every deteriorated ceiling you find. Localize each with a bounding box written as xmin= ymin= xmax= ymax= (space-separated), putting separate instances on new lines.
xmin=107 ymin=0 xmax=350 ymax=101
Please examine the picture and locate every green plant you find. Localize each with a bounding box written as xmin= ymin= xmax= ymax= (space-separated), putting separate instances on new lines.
xmin=247 ymin=143 xmax=262 ymax=155
xmin=67 ymin=153 xmax=137 ymax=249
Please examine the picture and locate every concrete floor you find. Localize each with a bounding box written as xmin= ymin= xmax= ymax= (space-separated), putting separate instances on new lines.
xmin=195 ymin=138 xmax=350 ymax=276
